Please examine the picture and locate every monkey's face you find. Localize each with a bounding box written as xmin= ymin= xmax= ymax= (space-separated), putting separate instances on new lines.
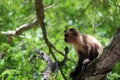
xmin=64 ymin=28 xmax=78 ymax=44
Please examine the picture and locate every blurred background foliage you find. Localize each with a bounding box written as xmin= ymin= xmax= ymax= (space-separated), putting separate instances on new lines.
xmin=0 ymin=0 xmax=120 ymax=80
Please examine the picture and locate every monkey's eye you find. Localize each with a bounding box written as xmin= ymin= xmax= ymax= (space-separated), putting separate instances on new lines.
xmin=64 ymin=34 xmax=69 ymax=37
xmin=72 ymin=32 xmax=77 ymax=36
xmin=72 ymin=33 xmax=75 ymax=36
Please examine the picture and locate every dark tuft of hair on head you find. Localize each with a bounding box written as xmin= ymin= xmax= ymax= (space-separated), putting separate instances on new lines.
xmin=69 ymin=28 xmax=76 ymax=31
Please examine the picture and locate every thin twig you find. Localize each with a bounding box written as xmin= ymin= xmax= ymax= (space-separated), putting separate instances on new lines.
xmin=75 ymin=0 xmax=93 ymax=19
xmin=44 ymin=0 xmax=60 ymax=11
xmin=35 ymin=0 xmax=57 ymax=61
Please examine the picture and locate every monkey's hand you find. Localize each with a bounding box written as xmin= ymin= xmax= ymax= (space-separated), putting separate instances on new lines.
xmin=69 ymin=71 xmax=77 ymax=79
xmin=82 ymin=58 xmax=90 ymax=65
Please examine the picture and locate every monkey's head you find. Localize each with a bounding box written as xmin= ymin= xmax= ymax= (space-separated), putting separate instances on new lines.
xmin=64 ymin=28 xmax=79 ymax=44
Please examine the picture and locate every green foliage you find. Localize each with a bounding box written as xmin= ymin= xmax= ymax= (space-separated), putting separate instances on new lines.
xmin=0 ymin=0 xmax=120 ymax=80
xmin=106 ymin=62 xmax=120 ymax=80
xmin=106 ymin=72 xmax=120 ymax=80
xmin=0 ymin=0 xmax=34 ymax=31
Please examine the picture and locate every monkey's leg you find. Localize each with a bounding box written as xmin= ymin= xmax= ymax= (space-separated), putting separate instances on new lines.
xmin=69 ymin=57 xmax=83 ymax=79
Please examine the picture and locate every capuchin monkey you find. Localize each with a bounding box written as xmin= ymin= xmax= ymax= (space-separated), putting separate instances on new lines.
xmin=64 ymin=28 xmax=103 ymax=79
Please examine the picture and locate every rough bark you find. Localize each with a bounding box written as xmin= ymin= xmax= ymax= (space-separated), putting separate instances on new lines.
xmin=36 ymin=47 xmax=69 ymax=80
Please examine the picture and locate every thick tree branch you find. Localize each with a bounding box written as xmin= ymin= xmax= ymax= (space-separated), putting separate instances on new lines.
xmin=36 ymin=50 xmax=56 ymax=80
xmin=36 ymin=47 xmax=69 ymax=80
xmin=74 ymin=27 xmax=120 ymax=80
xmin=1 ymin=19 xmax=38 ymax=44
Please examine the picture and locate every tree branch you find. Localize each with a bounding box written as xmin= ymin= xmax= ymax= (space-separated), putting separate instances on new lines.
xmin=1 ymin=19 xmax=38 ymax=36
xmin=1 ymin=19 xmax=38 ymax=44
xmin=36 ymin=47 xmax=69 ymax=80
xmin=36 ymin=50 xmax=56 ymax=80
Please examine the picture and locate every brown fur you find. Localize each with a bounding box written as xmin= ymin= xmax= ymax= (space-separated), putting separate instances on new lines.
xmin=64 ymin=28 xmax=103 ymax=78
